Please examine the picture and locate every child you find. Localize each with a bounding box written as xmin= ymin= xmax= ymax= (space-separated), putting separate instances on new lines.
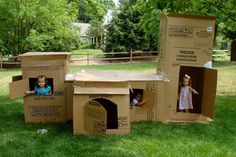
xmin=179 ymin=74 xmax=199 ymax=113
xmin=131 ymin=93 xmax=146 ymax=107
xmin=25 ymin=75 xmax=52 ymax=95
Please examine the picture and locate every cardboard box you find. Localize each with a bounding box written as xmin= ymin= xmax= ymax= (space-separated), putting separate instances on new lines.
xmin=73 ymin=70 xmax=130 ymax=136
xmin=157 ymin=13 xmax=217 ymax=123
xmin=65 ymin=74 xmax=74 ymax=121
xmin=128 ymin=73 xmax=165 ymax=122
xmin=9 ymin=52 xmax=71 ymax=123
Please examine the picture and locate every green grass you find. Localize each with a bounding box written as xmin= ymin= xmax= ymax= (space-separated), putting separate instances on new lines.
xmin=0 ymin=61 xmax=236 ymax=157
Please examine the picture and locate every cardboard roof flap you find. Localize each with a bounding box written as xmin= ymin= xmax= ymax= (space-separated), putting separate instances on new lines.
xmin=19 ymin=52 xmax=71 ymax=62
xmin=160 ymin=13 xmax=216 ymax=20
xmin=74 ymin=87 xmax=129 ymax=95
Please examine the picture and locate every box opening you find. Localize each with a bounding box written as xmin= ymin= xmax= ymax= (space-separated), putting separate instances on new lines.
xmin=92 ymin=98 xmax=118 ymax=129
xmin=29 ymin=78 xmax=54 ymax=94
xmin=130 ymin=89 xmax=144 ymax=107
xmin=177 ymin=66 xmax=204 ymax=113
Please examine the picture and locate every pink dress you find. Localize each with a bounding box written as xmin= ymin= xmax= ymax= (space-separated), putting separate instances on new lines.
xmin=179 ymin=86 xmax=193 ymax=110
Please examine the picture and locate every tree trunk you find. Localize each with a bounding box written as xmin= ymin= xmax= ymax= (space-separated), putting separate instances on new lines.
xmin=231 ymin=39 xmax=236 ymax=61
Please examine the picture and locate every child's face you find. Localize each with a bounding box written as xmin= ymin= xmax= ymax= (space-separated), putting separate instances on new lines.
xmin=183 ymin=78 xmax=189 ymax=86
xmin=38 ymin=77 xmax=46 ymax=88
xmin=136 ymin=94 xmax=142 ymax=102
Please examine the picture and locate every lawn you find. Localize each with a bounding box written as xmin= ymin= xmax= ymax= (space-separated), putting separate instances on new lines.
xmin=0 ymin=60 xmax=235 ymax=157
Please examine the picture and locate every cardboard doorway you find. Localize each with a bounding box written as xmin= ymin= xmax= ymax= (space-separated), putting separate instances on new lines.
xmin=177 ymin=66 xmax=204 ymax=113
xmin=92 ymin=98 xmax=118 ymax=129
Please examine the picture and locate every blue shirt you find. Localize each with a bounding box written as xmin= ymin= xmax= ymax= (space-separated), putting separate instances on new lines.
xmin=34 ymin=86 xmax=52 ymax=95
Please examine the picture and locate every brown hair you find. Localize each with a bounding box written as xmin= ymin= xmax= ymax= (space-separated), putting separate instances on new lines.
xmin=36 ymin=75 xmax=48 ymax=88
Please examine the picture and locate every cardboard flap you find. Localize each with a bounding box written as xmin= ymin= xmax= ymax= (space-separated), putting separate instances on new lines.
xmin=9 ymin=78 xmax=29 ymax=99
xmin=74 ymin=87 xmax=129 ymax=95
xmin=143 ymin=91 xmax=155 ymax=109
xmin=84 ymin=100 xmax=107 ymax=136
xmin=201 ymin=68 xmax=217 ymax=118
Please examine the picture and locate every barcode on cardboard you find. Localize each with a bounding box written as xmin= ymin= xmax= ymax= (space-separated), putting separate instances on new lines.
xmin=93 ymin=120 xmax=106 ymax=134
xmin=118 ymin=116 xmax=128 ymax=128
xmin=30 ymin=106 xmax=60 ymax=117
xmin=169 ymin=25 xmax=193 ymax=38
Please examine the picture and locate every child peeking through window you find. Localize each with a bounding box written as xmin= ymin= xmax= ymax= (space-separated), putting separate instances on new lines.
xmin=131 ymin=93 xmax=146 ymax=107
xmin=25 ymin=75 xmax=52 ymax=95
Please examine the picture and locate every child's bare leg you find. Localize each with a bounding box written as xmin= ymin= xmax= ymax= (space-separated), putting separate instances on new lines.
xmin=185 ymin=109 xmax=189 ymax=113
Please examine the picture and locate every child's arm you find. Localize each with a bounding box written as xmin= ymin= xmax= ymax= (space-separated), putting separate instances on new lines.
xmin=137 ymin=99 xmax=146 ymax=106
xmin=189 ymin=86 xmax=199 ymax=94
xmin=25 ymin=90 xmax=35 ymax=95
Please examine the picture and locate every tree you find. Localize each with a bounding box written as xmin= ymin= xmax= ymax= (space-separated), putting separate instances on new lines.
xmin=135 ymin=0 xmax=236 ymax=50
xmin=104 ymin=0 xmax=146 ymax=52
xmin=0 ymin=0 xmax=80 ymax=56
xmin=78 ymin=0 xmax=115 ymax=23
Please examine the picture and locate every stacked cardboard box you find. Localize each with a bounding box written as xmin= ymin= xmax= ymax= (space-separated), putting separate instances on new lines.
xmin=156 ymin=13 xmax=217 ymax=123
xmin=10 ymin=52 xmax=71 ymax=123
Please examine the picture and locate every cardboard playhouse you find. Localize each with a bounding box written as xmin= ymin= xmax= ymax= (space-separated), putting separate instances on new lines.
xmin=72 ymin=70 xmax=130 ymax=136
xmin=9 ymin=52 xmax=71 ymax=123
xmin=156 ymin=13 xmax=217 ymax=123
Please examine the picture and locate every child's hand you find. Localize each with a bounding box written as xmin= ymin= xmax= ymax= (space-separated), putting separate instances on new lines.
xmin=193 ymin=90 xmax=199 ymax=95
xmin=25 ymin=91 xmax=34 ymax=95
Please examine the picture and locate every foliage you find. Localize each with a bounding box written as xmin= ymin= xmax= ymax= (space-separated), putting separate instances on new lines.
xmin=0 ymin=0 xmax=80 ymax=56
xmin=78 ymin=0 xmax=115 ymax=23
xmin=133 ymin=0 xmax=236 ymax=51
xmin=104 ymin=0 xmax=147 ymax=52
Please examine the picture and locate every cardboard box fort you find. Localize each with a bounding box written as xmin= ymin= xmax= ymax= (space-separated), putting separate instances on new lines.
xmin=156 ymin=13 xmax=217 ymax=123
xmin=73 ymin=70 xmax=130 ymax=136
xmin=128 ymin=73 xmax=167 ymax=122
xmin=9 ymin=52 xmax=71 ymax=123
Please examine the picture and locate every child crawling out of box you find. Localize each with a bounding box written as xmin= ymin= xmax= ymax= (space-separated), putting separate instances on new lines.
xmin=25 ymin=75 xmax=52 ymax=95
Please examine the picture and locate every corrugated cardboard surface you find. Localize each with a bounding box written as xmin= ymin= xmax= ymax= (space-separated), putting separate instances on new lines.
xmin=129 ymin=81 xmax=158 ymax=122
xmin=9 ymin=78 xmax=29 ymax=99
xmin=24 ymin=95 xmax=66 ymax=123
xmin=65 ymin=81 xmax=74 ymax=121
xmin=130 ymin=107 xmax=148 ymax=122
xmin=84 ymin=100 xmax=107 ymax=136
xmin=156 ymin=13 xmax=217 ymax=123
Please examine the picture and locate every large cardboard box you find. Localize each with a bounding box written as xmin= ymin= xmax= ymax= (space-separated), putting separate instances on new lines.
xmin=128 ymin=73 xmax=166 ymax=122
xmin=157 ymin=13 xmax=217 ymax=123
xmin=9 ymin=52 xmax=71 ymax=123
xmin=73 ymin=70 xmax=130 ymax=136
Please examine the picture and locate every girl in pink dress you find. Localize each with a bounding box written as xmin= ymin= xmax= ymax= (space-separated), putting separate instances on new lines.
xmin=179 ymin=74 xmax=199 ymax=113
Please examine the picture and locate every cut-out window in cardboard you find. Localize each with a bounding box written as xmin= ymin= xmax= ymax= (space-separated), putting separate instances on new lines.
xmin=177 ymin=66 xmax=204 ymax=113
xmin=130 ymin=89 xmax=144 ymax=106
xmin=92 ymin=98 xmax=118 ymax=129
xmin=29 ymin=78 xmax=54 ymax=94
